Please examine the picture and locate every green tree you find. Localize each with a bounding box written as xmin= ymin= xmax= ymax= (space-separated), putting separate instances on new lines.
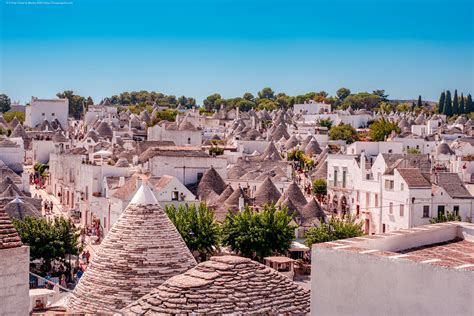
xmin=312 ymin=179 xmax=327 ymax=201
xmin=86 ymin=96 xmax=94 ymax=106
xmin=467 ymin=94 xmax=474 ymax=113
xmin=2 ymin=111 xmax=25 ymax=123
xmin=453 ymin=90 xmax=459 ymax=115
xmin=336 ymin=88 xmax=351 ymax=100
xmin=203 ymin=93 xmax=222 ymax=111
xmin=0 ymin=94 xmax=11 ymax=112
xmin=221 ymin=204 xmax=296 ymax=261
xmin=372 ymin=89 xmax=388 ymax=101
xmin=460 ymin=93 xmax=465 ymax=114
xmin=317 ymin=118 xmax=333 ymax=129
xmin=165 ymin=203 xmax=220 ymax=261
xmin=57 ymin=90 xmax=85 ymax=119
xmin=417 ymin=95 xmax=422 ymax=108
xmin=12 ymin=217 xmax=81 ymax=273
xmin=341 ymin=92 xmax=381 ymax=110
xmin=429 ymin=211 xmax=461 ymax=223
xmin=369 ymin=118 xmax=400 ymax=141
xmin=438 ymin=91 xmax=445 ymax=114
xmin=329 ymin=123 xmax=358 ymax=143
xmin=242 ymin=92 xmax=255 ymax=101
xmin=443 ymin=90 xmax=453 ymax=116
xmin=257 ymin=87 xmax=275 ymax=100
xmin=304 ymin=215 xmax=364 ymax=246
xmin=396 ymin=103 xmax=411 ymax=112
xmin=378 ymin=101 xmax=393 ymax=113
xmin=406 ymin=147 xmax=421 ymax=154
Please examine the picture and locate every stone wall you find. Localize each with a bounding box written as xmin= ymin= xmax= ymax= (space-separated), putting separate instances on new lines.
xmin=0 ymin=246 xmax=30 ymax=315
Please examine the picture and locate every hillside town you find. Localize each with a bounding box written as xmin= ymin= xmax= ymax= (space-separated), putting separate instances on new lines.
xmin=0 ymin=89 xmax=473 ymax=315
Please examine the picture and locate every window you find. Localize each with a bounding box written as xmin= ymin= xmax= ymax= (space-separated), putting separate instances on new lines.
xmin=437 ymin=205 xmax=445 ymax=218
xmin=374 ymin=194 xmax=378 ymax=207
xmin=334 ymin=169 xmax=338 ymax=186
xmin=453 ymin=205 xmax=459 ymax=217
xmin=172 ymin=191 xmax=179 ymax=201
xmin=52 ymin=112 xmax=55 ymax=116
xmin=423 ymin=205 xmax=430 ymax=218
xmin=382 ymin=224 xmax=386 ymax=233
xmin=197 ymin=173 xmax=203 ymax=181
xmin=366 ymin=192 xmax=370 ymax=207
xmin=187 ymin=137 xmax=191 ymax=144
xmin=342 ymin=170 xmax=347 ymax=188
xmin=385 ymin=180 xmax=394 ymax=190
xmin=401 ymin=183 xmax=404 ymax=191
xmin=389 ymin=202 xmax=393 ymax=214
xmin=356 ymin=205 xmax=360 ymax=217
xmin=356 ymin=191 xmax=360 ymax=202
xmin=400 ymin=204 xmax=404 ymax=217
xmin=42 ymin=112 xmax=45 ymax=116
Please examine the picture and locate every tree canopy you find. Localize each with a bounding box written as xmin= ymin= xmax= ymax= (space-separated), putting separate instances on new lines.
xmin=329 ymin=123 xmax=358 ymax=143
xmin=221 ymin=204 xmax=296 ymax=261
xmin=57 ymin=90 xmax=85 ymax=119
xmin=369 ymin=118 xmax=400 ymax=141
xmin=12 ymin=217 xmax=81 ymax=273
xmin=0 ymin=94 xmax=11 ymax=113
xmin=165 ymin=203 xmax=220 ymax=261
xmin=304 ymin=215 xmax=364 ymax=246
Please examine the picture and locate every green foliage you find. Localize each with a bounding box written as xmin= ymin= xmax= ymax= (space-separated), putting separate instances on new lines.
xmin=336 ymin=87 xmax=351 ymax=100
xmin=148 ymin=109 xmax=178 ymax=126
xmin=396 ymin=103 xmax=411 ymax=112
xmin=56 ymin=90 xmax=85 ymax=119
xmin=304 ymin=215 xmax=364 ymax=246
xmin=34 ymin=163 xmax=49 ymax=177
xmin=317 ymin=118 xmax=333 ymax=129
xmin=438 ymin=91 xmax=445 ymax=114
xmin=378 ymin=101 xmax=393 ymax=113
xmin=107 ymin=91 xmax=191 ymax=108
xmin=287 ymin=149 xmax=314 ymax=169
xmin=430 ymin=211 xmax=461 ymax=224
xmin=203 ymin=93 xmax=223 ymax=111
xmin=2 ymin=111 xmax=25 ymax=123
xmin=312 ymin=178 xmax=327 ymax=197
xmin=165 ymin=203 xmax=220 ymax=260
xmin=406 ymin=147 xmax=421 ymax=154
xmin=372 ymin=89 xmax=388 ymax=101
xmin=417 ymin=95 xmax=422 ymax=108
xmin=460 ymin=93 xmax=465 ymax=114
xmin=467 ymin=94 xmax=474 ymax=113
xmin=0 ymin=94 xmax=11 ymax=112
xmin=329 ymin=123 xmax=358 ymax=143
xmin=209 ymin=145 xmax=224 ymax=156
xmin=340 ymin=92 xmax=381 ymax=110
xmin=453 ymin=90 xmax=459 ymax=115
xmin=257 ymin=87 xmax=275 ymax=100
xmin=369 ymin=118 xmax=400 ymax=141
xmin=221 ymin=204 xmax=296 ymax=261
xmin=443 ymin=90 xmax=453 ymax=116
xmin=12 ymin=217 xmax=81 ymax=273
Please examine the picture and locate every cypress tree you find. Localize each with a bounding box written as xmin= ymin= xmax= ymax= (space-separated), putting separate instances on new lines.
xmin=444 ymin=90 xmax=452 ymax=116
xmin=452 ymin=89 xmax=459 ymax=115
xmin=467 ymin=94 xmax=474 ymax=113
xmin=460 ymin=93 xmax=465 ymax=114
xmin=438 ymin=91 xmax=445 ymax=114
xmin=417 ymin=95 xmax=422 ymax=108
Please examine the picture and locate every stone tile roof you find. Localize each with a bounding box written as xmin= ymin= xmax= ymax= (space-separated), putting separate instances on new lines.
xmin=3 ymin=197 xmax=42 ymax=220
xmin=254 ymin=177 xmax=282 ymax=206
xmin=277 ymin=181 xmax=307 ymax=208
xmin=397 ymin=168 xmax=431 ymax=188
xmin=304 ymin=139 xmax=322 ymax=156
xmin=65 ymin=183 xmax=197 ymax=313
xmin=139 ymin=147 xmax=210 ymax=163
xmin=0 ymin=208 xmax=22 ymax=250
xmin=197 ymin=167 xmax=226 ymax=199
xmin=298 ymin=198 xmax=326 ymax=227
xmin=436 ymin=173 xmax=472 ymax=199
xmin=123 ymin=255 xmax=310 ymax=315
xmin=261 ymin=141 xmax=282 ymax=161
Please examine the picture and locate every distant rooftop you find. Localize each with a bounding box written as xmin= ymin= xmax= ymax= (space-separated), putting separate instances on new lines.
xmin=313 ymin=222 xmax=474 ymax=271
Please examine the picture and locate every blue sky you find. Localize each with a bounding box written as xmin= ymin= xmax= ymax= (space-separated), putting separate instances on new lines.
xmin=1 ymin=0 xmax=473 ymax=104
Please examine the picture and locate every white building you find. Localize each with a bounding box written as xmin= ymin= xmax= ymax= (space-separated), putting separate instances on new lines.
xmin=293 ymin=101 xmax=331 ymax=114
xmin=147 ymin=121 xmax=202 ymax=146
xmin=311 ymin=222 xmax=474 ymax=316
xmin=25 ymin=97 xmax=69 ymax=129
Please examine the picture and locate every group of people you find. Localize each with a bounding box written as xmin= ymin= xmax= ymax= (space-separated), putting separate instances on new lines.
xmin=43 ymin=200 xmax=54 ymax=214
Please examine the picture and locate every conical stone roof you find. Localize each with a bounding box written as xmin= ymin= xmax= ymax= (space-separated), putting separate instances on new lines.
xmin=284 ymin=135 xmax=299 ymax=150
xmin=299 ymin=198 xmax=326 ymax=227
xmin=96 ymin=121 xmax=113 ymax=139
xmin=262 ymin=141 xmax=281 ymax=161
xmin=123 ymin=255 xmax=310 ymax=315
xmin=0 ymin=208 xmax=22 ymax=250
xmin=10 ymin=123 xmax=28 ymax=139
xmin=65 ymin=182 xmax=197 ymax=313
xmin=254 ymin=177 xmax=281 ymax=206
xmin=0 ymin=184 xmax=23 ymax=198
xmin=304 ymin=139 xmax=322 ymax=156
xmin=4 ymin=197 xmax=42 ymax=220
xmin=197 ymin=167 xmax=226 ymax=198
xmin=277 ymin=181 xmax=307 ymax=208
